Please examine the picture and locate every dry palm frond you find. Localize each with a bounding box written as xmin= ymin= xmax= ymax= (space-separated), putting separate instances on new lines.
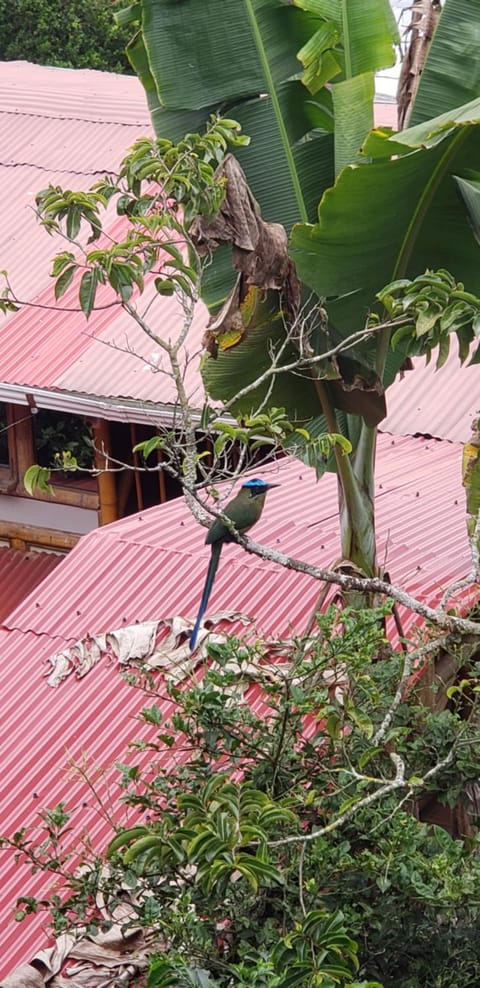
xmin=397 ymin=0 xmax=442 ymax=129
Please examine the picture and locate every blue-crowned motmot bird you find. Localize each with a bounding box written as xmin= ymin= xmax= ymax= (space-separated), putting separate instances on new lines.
xmin=189 ymin=478 xmax=280 ymax=651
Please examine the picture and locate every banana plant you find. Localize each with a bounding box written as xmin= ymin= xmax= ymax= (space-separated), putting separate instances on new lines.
xmin=122 ymin=0 xmax=480 ymax=580
xmin=120 ymin=0 xmax=398 ymax=336
xmin=288 ymin=0 xmax=480 ymax=571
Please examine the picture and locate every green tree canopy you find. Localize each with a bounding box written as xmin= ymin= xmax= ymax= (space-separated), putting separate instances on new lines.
xmin=0 ymin=0 xmax=132 ymax=73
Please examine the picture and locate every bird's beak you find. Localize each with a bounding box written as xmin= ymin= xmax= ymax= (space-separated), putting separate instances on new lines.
xmin=265 ymin=483 xmax=280 ymax=489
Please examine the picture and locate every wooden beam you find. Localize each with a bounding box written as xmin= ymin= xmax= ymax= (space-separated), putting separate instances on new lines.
xmin=11 ymin=403 xmax=34 ymax=486
xmin=158 ymin=448 xmax=167 ymax=504
xmin=21 ymin=486 xmax=99 ymax=510
xmin=0 ymin=520 xmax=77 ymax=551
xmin=92 ymin=419 xmax=118 ymax=525
xmin=130 ymin=423 xmax=144 ymax=512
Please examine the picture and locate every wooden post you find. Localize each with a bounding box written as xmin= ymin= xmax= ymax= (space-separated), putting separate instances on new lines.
xmin=12 ymin=403 xmax=35 ymax=488
xmin=130 ymin=423 xmax=144 ymax=511
xmin=91 ymin=419 xmax=118 ymax=525
xmin=158 ymin=447 xmax=167 ymax=503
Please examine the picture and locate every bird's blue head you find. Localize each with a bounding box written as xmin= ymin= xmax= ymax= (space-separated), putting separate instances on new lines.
xmin=242 ymin=478 xmax=280 ymax=497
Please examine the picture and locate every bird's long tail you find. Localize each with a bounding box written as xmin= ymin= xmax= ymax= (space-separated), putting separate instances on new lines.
xmin=189 ymin=542 xmax=222 ymax=651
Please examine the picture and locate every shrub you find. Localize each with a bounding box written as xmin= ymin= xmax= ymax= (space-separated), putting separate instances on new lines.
xmin=0 ymin=0 xmax=131 ymax=73
xmin=5 ymin=606 xmax=480 ymax=986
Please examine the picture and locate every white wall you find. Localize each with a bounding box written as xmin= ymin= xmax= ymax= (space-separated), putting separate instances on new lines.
xmin=0 ymin=495 xmax=98 ymax=535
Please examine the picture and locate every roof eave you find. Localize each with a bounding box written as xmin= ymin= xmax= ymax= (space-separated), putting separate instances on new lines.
xmin=0 ymin=383 xmax=199 ymax=427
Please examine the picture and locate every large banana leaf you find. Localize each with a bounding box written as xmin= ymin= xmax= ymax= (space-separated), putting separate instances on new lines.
xmin=124 ymin=0 xmax=479 ymax=574
xmin=127 ymin=0 xmax=398 ymax=408
xmin=290 ymin=101 xmax=480 ymax=363
xmin=408 ymin=0 xmax=480 ymax=126
xmin=129 ymin=0 xmax=397 ymax=233
xmin=206 ymin=98 xmax=480 ymax=456
xmin=127 ymin=0 xmax=478 ymax=417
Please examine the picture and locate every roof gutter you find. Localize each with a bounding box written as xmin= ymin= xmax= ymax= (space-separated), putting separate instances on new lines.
xmin=0 ymin=383 xmax=206 ymax=427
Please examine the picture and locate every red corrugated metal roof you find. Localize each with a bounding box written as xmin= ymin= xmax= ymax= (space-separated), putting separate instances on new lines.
xmin=0 ymin=63 xmax=151 ymax=306
xmin=1 ymin=60 xmax=151 ymax=125
xmin=0 ymin=60 xmax=209 ymax=416
xmin=0 ymin=267 xmax=208 ymax=409
xmin=0 ymin=434 xmax=477 ymax=976
xmin=0 ymin=546 xmax=62 ymax=622
xmin=380 ymin=340 xmax=479 ymax=443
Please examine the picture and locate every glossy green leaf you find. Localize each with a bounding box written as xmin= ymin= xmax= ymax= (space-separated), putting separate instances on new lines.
xmin=79 ymin=270 xmax=98 ymax=319
xmin=54 ymin=264 xmax=77 ymax=301
xmin=332 ymin=72 xmax=374 ymax=173
xmin=23 ymin=465 xmax=53 ymax=497
xmin=291 ymin=110 xmax=480 ymax=348
xmin=136 ymin=0 xmax=397 ymax=241
xmin=293 ymin=0 xmax=398 ymax=77
xmin=65 ymin=206 xmax=81 ymax=241
xmin=454 ymin=173 xmax=480 ymax=245
xmin=51 ymin=251 xmax=76 ymax=277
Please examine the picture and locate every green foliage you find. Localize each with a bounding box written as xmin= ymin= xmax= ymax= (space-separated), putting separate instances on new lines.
xmin=113 ymin=122 xmax=249 ymax=224
xmin=121 ymin=0 xmax=396 ymax=228
xmin=110 ymin=776 xmax=294 ymax=894
xmin=0 ymin=274 xmax=19 ymax=316
xmin=22 ymin=412 xmax=93 ymax=495
xmin=34 ymin=410 xmax=93 ymax=470
xmin=377 ymin=269 xmax=480 ymax=367
xmin=0 ymin=0 xmax=132 ymax=73
xmin=120 ymin=0 xmax=480 ymax=578
xmin=23 ymin=464 xmax=53 ymax=496
xmin=6 ymin=607 xmax=480 ymax=986
xmin=166 ymin=406 xmax=353 ymax=473
xmin=34 ymin=116 xmax=248 ymax=318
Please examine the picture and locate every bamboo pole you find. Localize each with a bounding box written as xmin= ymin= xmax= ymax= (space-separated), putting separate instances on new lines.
xmin=92 ymin=419 xmax=118 ymax=525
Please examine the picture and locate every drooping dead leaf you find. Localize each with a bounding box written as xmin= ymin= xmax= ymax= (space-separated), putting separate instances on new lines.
xmin=46 ymin=621 xmax=161 ymax=687
xmin=46 ymin=613 xmax=252 ymax=687
xmin=191 ymin=155 xmax=290 ymax=288
xmin=0 ymin=965 xmax=45 ymax=988
xmin=191 ymin=154 xmax=299 ymax=355
xmin=317 ymin=353 xmax=387 ymax=427
xmin=192 ymin=154 xmax=386 ymax=425
xmin=3 ymin=875 xmax=157 ymax=988
xmin=204 ymin=280 xmax=264 ymax=354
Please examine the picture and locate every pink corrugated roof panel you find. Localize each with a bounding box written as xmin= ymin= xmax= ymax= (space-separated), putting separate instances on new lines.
xmin=0 ymin=61 xmax=152 ymax=310
xmin=373 ymin=102 xmax=397 ymax=128
xmin=56 ymin=281 xmax=210 ymax=406
xmin=0 ymin=167 xmax=97 ymax=308
xmin=0 ymin=58 xmax=209 ymax=407
xmin=0 ymin=547 xmax=62 ymax=622
xmin=6 ymin=435 xmax=468 ymax=641
xmin=0 ymin=264 xmax=209 ymax=405
xmin=380 ymin=340 xmax=479 ymax=443
xmin=2 ymin=114 xmax=151 ymax=175
xmin=1 ymin=60 xmax=152 ymax=125
xmin=1 ymin=264 xmax=207 ymax=420
xmin=0 ymin=435 xmax=478 ymax=976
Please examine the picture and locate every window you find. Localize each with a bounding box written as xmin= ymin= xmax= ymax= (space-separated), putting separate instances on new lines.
xmin=33 ymin=409 xmax=96 ymax=490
